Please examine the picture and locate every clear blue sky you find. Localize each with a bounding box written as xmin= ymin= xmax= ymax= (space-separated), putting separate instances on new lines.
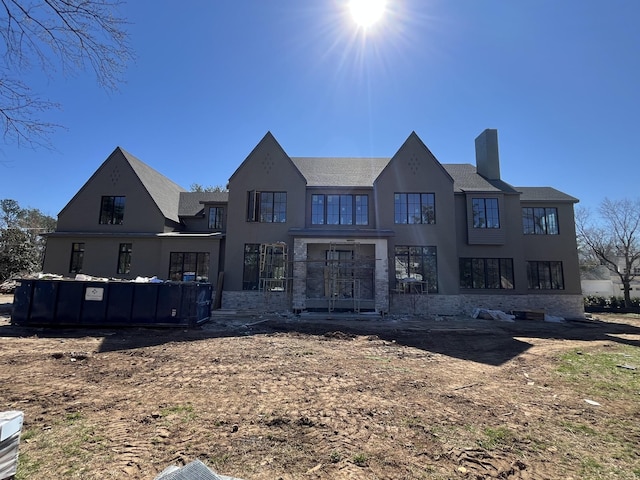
xmin=1 ymin=0 xmax=639 ymax=218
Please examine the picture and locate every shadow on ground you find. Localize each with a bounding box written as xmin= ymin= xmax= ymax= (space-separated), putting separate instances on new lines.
xmin=2 ymin=296 xmax=639 ymax=366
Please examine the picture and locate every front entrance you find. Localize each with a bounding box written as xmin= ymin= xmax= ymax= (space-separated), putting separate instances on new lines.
xmin=305 ymin=242 xmax=374 ymax=312
xmin=292 ymin=237 xmax=389 ymax=314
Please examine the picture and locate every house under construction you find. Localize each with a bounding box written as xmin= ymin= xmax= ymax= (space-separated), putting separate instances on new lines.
xmin=42 ymin=129 xmax=585 ymax=318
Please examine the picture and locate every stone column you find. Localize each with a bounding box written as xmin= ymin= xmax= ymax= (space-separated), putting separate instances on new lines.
xmin=292 ymin=238 xmax=307 ymax=311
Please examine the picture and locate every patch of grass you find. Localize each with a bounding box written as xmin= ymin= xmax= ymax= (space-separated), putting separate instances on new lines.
xmin=352 ymin=452 xmax=368 ymax=467
xmin=404 ymin=416 xmax=424 ymax=428
xmin=65 ymin=411 xmax=83 ymax=423
xmin=295 ymin=350 xmax=314 ymax=356
xmin=561 ymin=421 xmax=597 ymax=436
xmin=365 ymin=355 xmax=391 ymax=363
xmin=580 ymin=456 xmax=605 ymax=477
xmin=20 ymin=428 xmax=37 ymax=441
xmin=207 ymin=453 xmax=231 ymax=469
xmin=556 ymin=346 xmax=640 ymax=400
xmin=477 ymin=426 xmax=515 ymax=450
xmin=160 ymin=404 xmax=197 ymax=422
xmin=15 ymin=452 xmax=42 ymax=480
xmin=329 ymin=451 xmax=342 ymax=463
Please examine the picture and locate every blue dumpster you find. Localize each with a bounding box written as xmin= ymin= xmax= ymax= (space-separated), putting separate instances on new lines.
xmin=11 ymin=280 xmax=212 ymax=327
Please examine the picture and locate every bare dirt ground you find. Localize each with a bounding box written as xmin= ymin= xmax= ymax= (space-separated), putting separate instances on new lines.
xmin=1 ymin=293 xmax=639 ymax=479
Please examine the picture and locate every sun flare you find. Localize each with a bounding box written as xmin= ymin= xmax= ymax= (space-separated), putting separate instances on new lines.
xmin=348 ymin=0 xmax=387 ymax=28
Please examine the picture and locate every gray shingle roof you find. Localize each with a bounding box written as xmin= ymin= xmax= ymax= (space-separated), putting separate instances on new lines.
xmin=442 ymin=164 xmax=520 ymax=193
xmin=517 ymin=186 xmax=578 ymax=203
xmin=178 ymin=192 xmax=229 ymax=217
xmin=120 ymin=148 xmax=186 ymax=222
xmin=290 ymin=157 xmax=390 ymax=187
xmin=290 ymin=158 xmax=526 ymax=195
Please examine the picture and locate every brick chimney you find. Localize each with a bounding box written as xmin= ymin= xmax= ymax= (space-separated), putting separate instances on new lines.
xmin=475 ymin=129 xmax=500 ymax=180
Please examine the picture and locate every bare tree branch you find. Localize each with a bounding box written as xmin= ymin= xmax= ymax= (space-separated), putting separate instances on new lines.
xmin=0 ymin=0 xmax=133 ymax=147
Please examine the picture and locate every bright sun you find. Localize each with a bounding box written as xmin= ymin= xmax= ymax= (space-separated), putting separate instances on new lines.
xmin=348 ymin=0 xmax=387 ymax=28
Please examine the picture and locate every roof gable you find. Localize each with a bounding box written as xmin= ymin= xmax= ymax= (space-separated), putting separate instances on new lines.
xmin=58 ymin=147 xmax=186 ymax=223
xmin=118 ymin=148 xmax=186 ymax=222
xmin=228 ymin=131 xmax=306 ymax=184
xmin=375 ymin=131 xmax=454 ymax=186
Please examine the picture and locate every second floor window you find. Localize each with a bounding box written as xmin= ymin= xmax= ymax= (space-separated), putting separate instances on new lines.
xmin=394 ymin=193 xmax=435 ymax=224
xmin=311 ymin=194 xmax=369 ymax=225
xmin=522 ymin=207 xmax=559 ymax=235
xmin=208 ymin=207 xmax=224 ymax=230
xmin=99 ymin=196 xmax=125 ymax=225
xmin=117 ymin=243 xmax=132 ymax=274
xmin=472 ymin=198 xmax=499 ymax=228
xmin=247 ymin=191 xmax=286 ymax=223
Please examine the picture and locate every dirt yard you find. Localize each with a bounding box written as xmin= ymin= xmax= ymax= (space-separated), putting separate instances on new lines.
xmin=1 ymin=294 xmax=639 ymax=479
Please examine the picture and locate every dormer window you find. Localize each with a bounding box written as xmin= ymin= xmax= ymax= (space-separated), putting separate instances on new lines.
xmin=208 ymin=207 xmax=224 ymax=230
xmin=99 ymin=196 xmax=125 ymax=225
xmin=472 ymin=198 xmax=499 ymax=228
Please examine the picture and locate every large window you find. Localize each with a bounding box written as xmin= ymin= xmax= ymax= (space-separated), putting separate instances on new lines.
xmin=522 ymin=207 xmax=559 ymax=235
xmin=247 ymin=191 xmax=286 ymax=223
xmin=242 ymin=244 xmax=260 ymax=290
xmin=99 ymin=196 xmax=125 ymax=225
xmin=459 ymin=258 xmax=514 ymax=289
xmin=311 ymin=194 xmax=369 ymax=225
xmin=208 ymin=207 xmax=224 ymax=230
xmin=117 ymin=243 xmax=132 ymax=274
xmin=527 ymin=261 xmax=564 ymax=290
xmin=472 ymin=198 xmax=499 ymax=228
xmin=168 ymin=252 xmax=209 ymax=282
xmin=69 ymin=243 xmax=85 ymax=274
xmin=394 ymin=193 xmax=435 ymax=224
xmin=394 ymin=246 xmax=438 ymax=293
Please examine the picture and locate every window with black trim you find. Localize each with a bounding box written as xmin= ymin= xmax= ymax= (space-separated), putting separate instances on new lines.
xmin=522 ymin=207 xmax=559 ymax=235
xmin=168 ymin=252 xmax=209 ymax=281
xmin=394 ymin=246 xmax=438 ymax=293
xmin=459 ymin=258 xmax=514 ymax=289
xmin=208 ymin=207 xmax=224 ymax=230
xmin=472 ymin=198 xmax=499 ymax=228
xmin=117 ymin=243 xmax=132 ymax=274
xmin=247 ymin=191 xmax=286 ymax=223
xmin=527 ymin=261 xmax=564 ymax=289
xmin=69 ymin=242 xmax=85 ymax=274
xmin=99 ymin=196 xmax=125 ymax=225
xmin=311 ymin=194 xmax=368 ymax=225
xmin=242 ymin=244 xmax=260 ymax=290
xmin=394 ymin=193 xmax=435 ymax=224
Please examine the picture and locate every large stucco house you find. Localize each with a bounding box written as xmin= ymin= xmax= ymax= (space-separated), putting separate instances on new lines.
xmin=43 ymin=129 xmax=584 ymax=318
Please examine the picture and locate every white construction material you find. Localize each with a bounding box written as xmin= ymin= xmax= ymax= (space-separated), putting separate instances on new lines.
xmin=0 ymin=411 xmax=23 ymax=480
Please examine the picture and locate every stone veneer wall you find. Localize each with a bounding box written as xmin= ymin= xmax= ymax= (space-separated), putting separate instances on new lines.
xmin=220 ymin=291 xmax=584 ymax=319
xmin=389 ymin=293 xmax=585 ymax=319
xmin=220 ymin=290 xmax=290 ymax=312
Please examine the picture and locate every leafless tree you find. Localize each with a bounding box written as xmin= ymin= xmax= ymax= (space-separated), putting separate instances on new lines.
xmin=0 ymin=0 xmax=133 ymax=147
xmin=576 ymin=198 xmax=640 ymax=308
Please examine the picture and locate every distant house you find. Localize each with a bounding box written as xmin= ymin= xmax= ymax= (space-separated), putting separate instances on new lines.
xmin=581 ymin=261 xmax=640 ymax=299
xmin=43 ymin=130 xmax=584 ymax=318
